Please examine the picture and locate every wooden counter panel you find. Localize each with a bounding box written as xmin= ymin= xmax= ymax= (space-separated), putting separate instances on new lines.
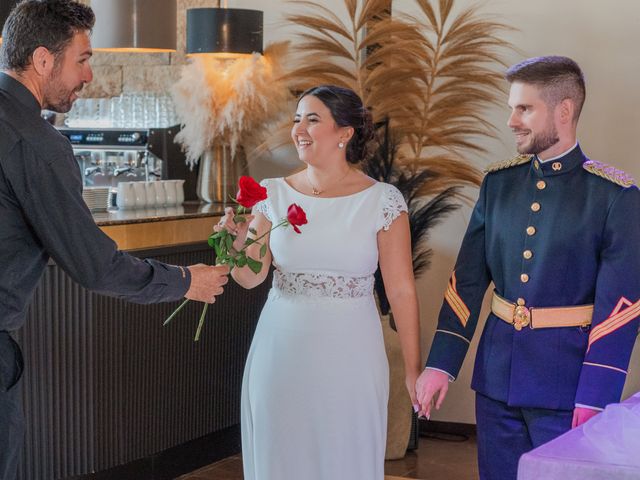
xmin=100 ymin=215 xmax=219 ymax=250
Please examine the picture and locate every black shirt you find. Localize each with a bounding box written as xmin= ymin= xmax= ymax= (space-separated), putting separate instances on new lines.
xmin=0 ymin=73 xmax=190 ymax=331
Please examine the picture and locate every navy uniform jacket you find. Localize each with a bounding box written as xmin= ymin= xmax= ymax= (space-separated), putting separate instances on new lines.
xmin=426 ymin=144 xmax=640 ymax=410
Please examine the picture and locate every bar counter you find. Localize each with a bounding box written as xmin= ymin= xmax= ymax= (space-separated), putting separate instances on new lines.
xmin=18 ymin=203 xmax=271 ymax=480
xmin=95 ymin=201 xmax=224 ymax=250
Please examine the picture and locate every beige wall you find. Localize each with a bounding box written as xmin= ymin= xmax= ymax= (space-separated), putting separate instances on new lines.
xmin=85 ymin=0 xmax=640 ymax=424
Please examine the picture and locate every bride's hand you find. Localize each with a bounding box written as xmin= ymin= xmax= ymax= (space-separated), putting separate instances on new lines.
xmin=213 ymin=207 xmax=255 ymax=251
xmin=405 ymin=368 xmax=421 ymax=411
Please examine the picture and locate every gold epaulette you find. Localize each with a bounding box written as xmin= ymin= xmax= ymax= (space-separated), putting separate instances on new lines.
xmin=583 ymin=160 xmax=636 ymax=187
xmin=484 ymin=154 xmax=533 ymax=173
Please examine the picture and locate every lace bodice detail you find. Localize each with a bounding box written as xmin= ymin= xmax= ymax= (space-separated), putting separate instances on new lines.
xmin=380 ymin=182 xmax=408 ymax=231
xmin=273 ymin=269 xmax=374 ymax=299
xmin=253 ymin=179 xmax=274 ymax=222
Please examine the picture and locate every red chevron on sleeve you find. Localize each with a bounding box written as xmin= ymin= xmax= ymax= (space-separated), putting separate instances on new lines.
xmin=444 ymin=271 xmax=471 ymax=327
xmin=588 ymin=297 xmax=640 ymax=351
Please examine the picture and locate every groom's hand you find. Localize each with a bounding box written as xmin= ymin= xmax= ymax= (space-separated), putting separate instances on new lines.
xmin=185 ymin=264 xmax=230 ymax=303
xmin=416 ymin=368 xmax=450 ymax=418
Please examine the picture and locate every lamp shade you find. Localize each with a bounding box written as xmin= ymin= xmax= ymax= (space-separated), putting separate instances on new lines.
xmin=187 ymin=8 xmax=263 ymax=56
xmin=0 ymin=0 xmax=18 ymax=43
xmin=91 ymin=0 xmax=176 ymax=52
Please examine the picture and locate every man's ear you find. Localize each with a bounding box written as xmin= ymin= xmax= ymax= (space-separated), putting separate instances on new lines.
xmin=31 ymin=46 xmax=55 ymax=77
xmin=558 ymin=98 xmax=574 ymax=125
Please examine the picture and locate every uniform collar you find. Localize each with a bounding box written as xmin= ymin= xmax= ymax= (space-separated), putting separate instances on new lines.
xmin=531 ymin=143 xmax=585 ymax=177
xmin=0 ymin=72 xmax=42 ymax=115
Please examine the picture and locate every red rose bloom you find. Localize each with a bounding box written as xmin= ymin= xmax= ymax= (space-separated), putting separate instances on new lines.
xmin=286 ymin=203 xmax=308 ymax=234
xmin=236 ymin=176 xmax=267 ymax=208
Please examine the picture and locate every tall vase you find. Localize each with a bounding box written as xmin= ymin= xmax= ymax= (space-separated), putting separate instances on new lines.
xmin=196 ymin=145 xmax=248 ymax=204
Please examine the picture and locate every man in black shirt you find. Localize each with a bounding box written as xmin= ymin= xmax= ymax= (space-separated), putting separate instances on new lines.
xmin=0 ymin=2 xmax=230 ymax=477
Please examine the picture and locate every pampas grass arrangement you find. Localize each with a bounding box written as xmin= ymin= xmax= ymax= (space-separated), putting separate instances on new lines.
xmin=172 ymin=42 xmax=292 ymax=168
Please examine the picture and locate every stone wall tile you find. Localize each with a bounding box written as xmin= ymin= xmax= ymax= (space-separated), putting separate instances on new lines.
xmin=122 ymin=65 xmax=182 ymax=93
xmin=91 ymin=51 xmax=172 ymax=67
xmin=82 ymin=66 xmax=123 ymax=98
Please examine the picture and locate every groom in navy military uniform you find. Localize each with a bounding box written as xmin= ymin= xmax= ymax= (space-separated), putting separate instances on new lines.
xmin=416 ymin=56 xmax=640 ymax=480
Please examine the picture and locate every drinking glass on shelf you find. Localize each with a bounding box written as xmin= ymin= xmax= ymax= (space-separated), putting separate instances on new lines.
xmin=133 ymin=181 xmax=147 ymax=208
xmin=163 ymin=180 xmax=177 ymax=205
xmin=153 ymin=181 xmax=167 ymax=206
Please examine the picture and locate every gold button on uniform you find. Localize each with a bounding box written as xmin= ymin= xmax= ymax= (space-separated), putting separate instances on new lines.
xmin=520 ymin=273 xmax=529 ymax=283
xmin=523 ymin=250 xmax=533 ymax=259
xmin=531 ymin=202 xmax=541 ymax=212
xmin=534 ymin=160 xmax=540 ymax=170
xmin=526 ymin=226 xmax=536 ymax=236
xmin=552 ymin=162 xmax=562 ymax=171
xmin=536 ymin=180 xmax=546 ymax=190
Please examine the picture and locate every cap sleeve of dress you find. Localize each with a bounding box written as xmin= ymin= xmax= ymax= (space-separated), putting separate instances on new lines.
xmin=253 ymin=178 xmax=274 ymax=222
xmin=377 ymin=183 xmax=408 ymax=231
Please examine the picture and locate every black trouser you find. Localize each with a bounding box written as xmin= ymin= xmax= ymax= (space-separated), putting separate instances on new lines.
xmin=0 ymin=332 xmax=24 ymax=480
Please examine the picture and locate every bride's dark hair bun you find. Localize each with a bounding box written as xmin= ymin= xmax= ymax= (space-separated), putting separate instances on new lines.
xmin=298 ymin=85 xmax=374 ymax=164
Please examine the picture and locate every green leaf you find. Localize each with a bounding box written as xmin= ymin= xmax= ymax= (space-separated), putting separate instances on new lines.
xmin=235 ymin=215 xmax=247 ymax=223
xmin=249 ymin=227 xmax=257 ymax=235
xmin=225 ymin=235 xmax=234 ymax=251
xmin=260 ymin=243 xmax=268 ymax=258
xmin=236 ymin=255 xmax=247 ymax=267
xmin=213 ymin=241 xmax=222 ymax=258
xmin=208 ymin=236 xmax=216 ymax=248
xmin=244 ymin=238 xmax=255 ymax=246
xmin=246 ymin=256 xmax=263 ymax=274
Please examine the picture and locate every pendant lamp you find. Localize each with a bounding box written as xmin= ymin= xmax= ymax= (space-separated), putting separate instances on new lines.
xmin=91 ymin=0 xmax=177 ymax=52
xmin=186 ymin=7 xmax=263 ymax=57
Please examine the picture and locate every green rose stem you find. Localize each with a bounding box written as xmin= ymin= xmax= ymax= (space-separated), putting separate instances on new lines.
xmin=163 ymin=214 xmax=290 ymax=341
xmin=163 ymin=298 xmax=190 ymax=327
xmin=194 ymin=303 xmax=208 ymax=342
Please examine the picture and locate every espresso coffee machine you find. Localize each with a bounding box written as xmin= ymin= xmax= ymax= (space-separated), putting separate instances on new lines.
xmin=58 ymin=126 xmax=199 ymax=201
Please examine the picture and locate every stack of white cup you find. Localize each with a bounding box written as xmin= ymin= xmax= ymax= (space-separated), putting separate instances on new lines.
xmin=116 ymin=180 xmax=185 ymax=210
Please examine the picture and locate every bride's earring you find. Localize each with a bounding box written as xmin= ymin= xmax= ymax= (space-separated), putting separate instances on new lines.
xmin=338 ymin=142 xmax=345 ymax=149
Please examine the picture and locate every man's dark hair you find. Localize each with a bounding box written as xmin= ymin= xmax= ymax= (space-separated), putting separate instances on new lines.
xmin=1 ymin=0 xmax=95 ymax=72
xmin=506 ymin=56 xmax=586 ymax=122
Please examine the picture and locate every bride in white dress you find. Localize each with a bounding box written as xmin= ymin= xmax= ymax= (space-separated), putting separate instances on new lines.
xmin=216 ymin=85 xmax=422 ymax=480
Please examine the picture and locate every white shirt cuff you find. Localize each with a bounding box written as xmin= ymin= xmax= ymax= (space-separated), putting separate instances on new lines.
xmin=574 ymin=403 xmax=604 ymax=412
xmin=425 ymin=366 xmax=455 ymax=382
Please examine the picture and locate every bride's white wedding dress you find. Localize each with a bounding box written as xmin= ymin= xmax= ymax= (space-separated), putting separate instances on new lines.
xmin=241 ymin=177 xmax=407 ymax=480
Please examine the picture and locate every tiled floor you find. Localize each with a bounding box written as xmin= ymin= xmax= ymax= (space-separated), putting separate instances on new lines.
xmin=179 ymin=432 xmax=478 ymax=480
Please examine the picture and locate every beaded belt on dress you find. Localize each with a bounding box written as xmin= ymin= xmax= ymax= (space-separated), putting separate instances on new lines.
xmin=272 ymin=269 xmax=374 ymax=299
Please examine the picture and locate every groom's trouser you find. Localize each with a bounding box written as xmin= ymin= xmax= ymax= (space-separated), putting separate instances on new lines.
xmin=0 ymin=332 xmax=25 ymax=480
xmin=475 ymin=392 xmax=573 ymax=480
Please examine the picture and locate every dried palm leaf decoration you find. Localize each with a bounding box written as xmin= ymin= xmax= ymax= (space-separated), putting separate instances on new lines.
xmin=272 ymin=0 xmax=512 ymax=314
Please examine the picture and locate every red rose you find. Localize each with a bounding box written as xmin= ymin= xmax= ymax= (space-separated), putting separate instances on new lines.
xmin=286 ymin=203 xmax=307 ymax=234
xmin=236 ymin=176 xmax=267 ymax=208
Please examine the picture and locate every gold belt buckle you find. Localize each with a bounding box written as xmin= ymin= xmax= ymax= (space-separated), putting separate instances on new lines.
xmin=513 ymin=305 xmax=530 ymax=331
